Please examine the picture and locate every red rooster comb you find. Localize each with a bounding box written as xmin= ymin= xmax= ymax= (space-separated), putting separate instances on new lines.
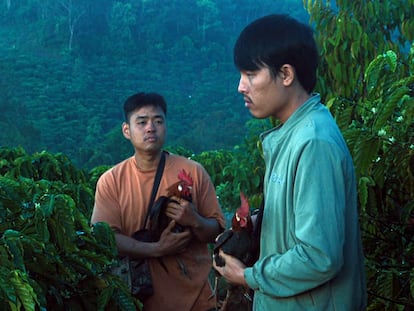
xmin=239 ymin=192 xmax=249 ymax=215
xmin=178 ymin=169 xmax=193 ymax=186
xmin=236 ymin=191 xmax=250 ymax=227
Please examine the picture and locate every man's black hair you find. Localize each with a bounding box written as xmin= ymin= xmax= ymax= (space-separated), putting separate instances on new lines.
xmin=234 ymin=14 xmax=319 ymax=93
xmin=123 ymin=92 xmax=167 ymax=122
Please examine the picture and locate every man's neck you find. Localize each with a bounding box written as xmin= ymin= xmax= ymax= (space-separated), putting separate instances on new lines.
xmin=134 ymin=151 xmax=163 ymax=172
xmin=278 ymin=88 xmax=311 ymax=124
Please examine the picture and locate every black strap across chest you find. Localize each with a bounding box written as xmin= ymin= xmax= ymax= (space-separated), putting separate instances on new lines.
xmin=142 ymin=151 xmax=166 ymax=229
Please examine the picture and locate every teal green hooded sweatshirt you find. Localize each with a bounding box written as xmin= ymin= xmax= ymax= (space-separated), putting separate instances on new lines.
xmin=244 ymin=94 xmax=366 ymax=310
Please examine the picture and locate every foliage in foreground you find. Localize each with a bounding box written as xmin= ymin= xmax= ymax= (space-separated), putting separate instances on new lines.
xmin=306 ymin=0 xmax=414 ymax=309
xmin=0 ymin=141 xmax=262 ymax=310
xmin=0 ymin=147 xmax=140 ymax=311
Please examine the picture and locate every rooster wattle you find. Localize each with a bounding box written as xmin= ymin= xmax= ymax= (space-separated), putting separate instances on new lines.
xmin=213 ymin=191 xmax=256 ymax=311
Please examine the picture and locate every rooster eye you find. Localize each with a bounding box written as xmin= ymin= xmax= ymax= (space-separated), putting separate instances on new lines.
xmin=178 ymin=185 xmax=183 ymax=192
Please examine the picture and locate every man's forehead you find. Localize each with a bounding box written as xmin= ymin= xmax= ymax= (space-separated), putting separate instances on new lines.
xmin=134 ymin=106 xmax=165 ymax=118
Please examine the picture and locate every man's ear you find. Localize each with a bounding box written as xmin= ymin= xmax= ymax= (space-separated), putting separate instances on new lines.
xmin=122 ymin=122 xmax=130 ymax=139
xmin=280 ymin=64 xmax=295 ymax=86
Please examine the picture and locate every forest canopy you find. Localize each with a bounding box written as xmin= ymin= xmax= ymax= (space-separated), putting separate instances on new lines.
xmin=0 ymin=0 xmax=308 ymax=169
xmin=1 ymin=0 xmax=414 ymax=309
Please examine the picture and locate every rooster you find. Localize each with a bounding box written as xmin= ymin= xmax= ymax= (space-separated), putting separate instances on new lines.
xmin=213 ymin=191 xmax=256 ymax=311
xmin=149 ymin=169 xmax=193 ymax=276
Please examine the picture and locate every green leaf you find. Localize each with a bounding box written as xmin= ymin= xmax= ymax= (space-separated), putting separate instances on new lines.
xmin=358 ymin=176 xmax=374 ymax=211
xmin=0 ymin=266 xmax=17 ymax=305
xmin=384 ymin=50 xmax=397 ymax=72
xmin=109 ymin=286 xmax=141 ymax=311
xmin=365 ymin=54 xmax=386 ymax=94
xmin=376 ymin=270 xmax=394 ymax=298
xmin=97 ymin=286 xmax=113 ymax=311
xmin=2 ymin=230 xmax=26 ymax=272
xmin=373 ymin=86 xmax=409 ymax=131
xmin=34 ymin=206 xmax=50 ymax=243
xmin=92 ymin=222 xmax=117 ymax=254
xmin=353 ymin=135 xmax=381 ymax=175
xmin=9 ymin=270 xmax=38 ymax=311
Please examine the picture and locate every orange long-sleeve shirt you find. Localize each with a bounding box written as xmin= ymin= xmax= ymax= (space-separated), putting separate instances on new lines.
xmin=92 ymin=152 xmax=225 ymax=311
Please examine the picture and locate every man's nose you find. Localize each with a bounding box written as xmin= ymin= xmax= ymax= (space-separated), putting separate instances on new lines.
xmin=146 ymin=121 xmax=156 ymax=132
xmin=238 ymin=76 xmax=248 ymax=94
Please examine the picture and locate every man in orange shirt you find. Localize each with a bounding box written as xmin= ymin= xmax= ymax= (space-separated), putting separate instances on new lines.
xmin=91 ymin=92 xmax=225 ymax=310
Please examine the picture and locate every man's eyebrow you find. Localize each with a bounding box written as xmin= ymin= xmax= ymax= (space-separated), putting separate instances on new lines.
xmin=134 ymin=114 xmax=164 ymax=120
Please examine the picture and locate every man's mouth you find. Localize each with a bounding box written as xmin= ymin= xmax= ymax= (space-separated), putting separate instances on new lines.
xmin=244 ymin=97 xmax=253 ymax=107
xmin=144 ymin=136 xmax=157 ymax=142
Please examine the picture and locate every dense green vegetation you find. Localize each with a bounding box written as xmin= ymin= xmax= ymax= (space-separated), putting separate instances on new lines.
xmin=1 ymin=0 xmax=414 ymax=310
xmin=0 ymin=0 xmax=307 ymax=169
xmin=0 ymin=147 xmax=141 ymax=310
xmin=306 ymin=0 xmax=414 ymax=309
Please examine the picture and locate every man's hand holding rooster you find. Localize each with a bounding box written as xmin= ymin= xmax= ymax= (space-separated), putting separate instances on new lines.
xmin=166 ymin=195 xmax=201 ymax=228
xmin=213 ymin=250 xmax=249 ymax=287
xmin=156 ymin=220 xmax=191 ymax=257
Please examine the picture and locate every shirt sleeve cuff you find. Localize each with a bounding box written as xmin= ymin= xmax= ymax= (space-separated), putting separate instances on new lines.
xmin=244 ymin=267 xmax=259 ymax=290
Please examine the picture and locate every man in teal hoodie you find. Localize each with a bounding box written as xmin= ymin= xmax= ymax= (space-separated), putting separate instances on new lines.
xmin=213 ymin=14 xmax=367 ymax=310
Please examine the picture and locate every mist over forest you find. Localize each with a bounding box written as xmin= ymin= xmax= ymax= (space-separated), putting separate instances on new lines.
xmin=0 ymin=0 xmax=308 ymax=169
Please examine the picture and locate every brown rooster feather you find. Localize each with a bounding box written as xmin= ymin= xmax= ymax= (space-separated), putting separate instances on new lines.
xmin=213 ymin=192 xmax=255 ymax=311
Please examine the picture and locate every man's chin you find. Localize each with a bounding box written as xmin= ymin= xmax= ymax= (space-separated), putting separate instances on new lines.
xmin=144 ymin=144 xmax=163 ymax=152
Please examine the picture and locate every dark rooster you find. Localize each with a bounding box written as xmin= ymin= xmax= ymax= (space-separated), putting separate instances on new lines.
xmin=213 ymin=191 xmax=256 ymax=311
xmin=149 ymin=169 xmax=193 ymax=276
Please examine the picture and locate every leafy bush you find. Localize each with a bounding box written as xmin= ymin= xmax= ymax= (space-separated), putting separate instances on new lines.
xmin=189 ymin=119 xmax=270 ymax=211
xmin=0 ymin=147 xmax=140 ymax=311
xmin=306 ymin=1 xmax=414 ymax=308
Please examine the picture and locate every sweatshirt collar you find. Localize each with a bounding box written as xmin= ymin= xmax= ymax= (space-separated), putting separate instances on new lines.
xmin=260 ymin=93 xmax=321 ymax=141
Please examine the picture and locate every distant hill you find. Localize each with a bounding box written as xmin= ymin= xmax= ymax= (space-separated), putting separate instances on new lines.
xmin=0 ymin=0 xmax=308 ymax=168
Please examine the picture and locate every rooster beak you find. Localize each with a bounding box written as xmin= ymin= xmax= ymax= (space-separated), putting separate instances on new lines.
xmin=178 ymin=185 xmax=183 ymax=192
